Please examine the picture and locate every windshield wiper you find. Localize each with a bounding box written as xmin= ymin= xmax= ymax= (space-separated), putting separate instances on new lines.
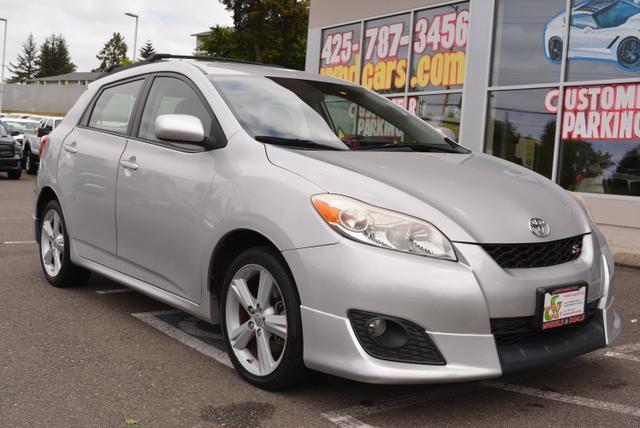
xmin=353 ymin=143 xmax=463 ymax=153
xmin=255 ymin=135 xmax=345 ymax=151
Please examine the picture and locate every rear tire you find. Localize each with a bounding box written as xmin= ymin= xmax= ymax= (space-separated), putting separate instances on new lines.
xmin=38 ymin=200 xmax=91 ymax=287
xmin=7 ymin=170 xmax=21 ymax=180
xmin=220 ymin=246 xmax=308 ymax=390
xmin=617 ymin=37 xmax=640 ymax=69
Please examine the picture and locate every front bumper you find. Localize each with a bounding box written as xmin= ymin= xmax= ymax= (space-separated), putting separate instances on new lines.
xmin=0 ymin=156 xmax=22 ymax=172
xmin=283 ymin=233 xmax=620 ymax=384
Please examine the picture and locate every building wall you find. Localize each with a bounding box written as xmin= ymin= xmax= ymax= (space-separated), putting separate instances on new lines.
xmin=309 ymin=0 xmax=445 ymax=28
xmin=1 ymin=84 xmax=86 ymax=115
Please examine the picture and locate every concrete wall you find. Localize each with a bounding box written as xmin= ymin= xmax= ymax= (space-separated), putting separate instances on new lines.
xmin=1 ymin=84 xmax=87 ymax=115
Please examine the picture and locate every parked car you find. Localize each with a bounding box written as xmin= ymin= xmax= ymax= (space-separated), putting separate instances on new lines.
xmin=22 ymin=116 xmax=63 ymax=174
xmin=545 ymin=0 xmax=640 ymax=69
xmin=0 ymin=120 xmax=23 ymax=179
xmin=1 ymin=118 xmax=39 ymax=149
xmin=35 ymin=55 xmax=619 ymax=390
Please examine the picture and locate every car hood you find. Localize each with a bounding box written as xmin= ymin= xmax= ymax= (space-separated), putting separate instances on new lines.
xmin=266 ymin=146 xmax=592 ymax=243
xmin=0 ymin=135 xmax=15 ymax=145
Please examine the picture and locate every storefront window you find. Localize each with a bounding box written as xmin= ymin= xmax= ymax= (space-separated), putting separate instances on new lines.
xmin=557 ymin=82 xmax=640 ymax=196
xmin=409 ymin=2 xmax=469 ymax=92
xmin=566 ymin=0 xmax=640 ymax=82
xmin=360 ymin=13 xmax=412 ymax=94
xmin=491 ymin=0 xmax=565 ymax=86
xmin=485 ymin=89 xmax=558 ymax=178
xmin=407 ymin=93 xmax=463 ymax=139
xmin=319 ymin=23 xmax=362 ymax=84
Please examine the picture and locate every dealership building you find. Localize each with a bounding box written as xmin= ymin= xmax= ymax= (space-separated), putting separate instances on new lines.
xmin=305 ymin=0 xmax=640 ymax=255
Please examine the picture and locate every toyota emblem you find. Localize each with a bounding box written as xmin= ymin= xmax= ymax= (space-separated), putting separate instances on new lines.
xmin=529 ymin=218 xmax=550 ymax=238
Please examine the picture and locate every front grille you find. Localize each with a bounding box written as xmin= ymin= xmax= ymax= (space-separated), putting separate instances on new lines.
xmin=348 ymin=310 xmax=446 ymax=365
xmin=491 ymin=299 xmax=599 ymax=346
xmin=0 ymin=145 xmax=14 ymax=158
xmin=482 ymin=235 xmax=584 ymax=269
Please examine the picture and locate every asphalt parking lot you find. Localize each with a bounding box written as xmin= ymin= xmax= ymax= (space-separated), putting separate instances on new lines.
xmin=1 ymin=174 xmax=639 ymax=427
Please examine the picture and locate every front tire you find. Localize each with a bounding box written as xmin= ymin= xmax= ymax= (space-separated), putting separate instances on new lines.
xmin=39 ymin=200 xmax=90 ymax=287
xmin=7 ymin=170 xmax=21 ymax=180
xmin=548 ymin=37 xmax=563 ymax=63
xmin=220 ymin=246 xmax=308 ymax=390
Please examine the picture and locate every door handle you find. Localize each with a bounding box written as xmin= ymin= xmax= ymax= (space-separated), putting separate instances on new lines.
xmin=63 ymin=142 xmax=78 ymax=154
xmin=120 ymin=157 xmax=139 ymax=171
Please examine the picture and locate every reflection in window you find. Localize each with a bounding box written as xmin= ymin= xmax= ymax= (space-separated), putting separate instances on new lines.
xmin=407 ymin=93 xmax=463 ymax=140
xmin=492 ymin=0 xmax=565 ymax=86
xmin=567 ymin=0 xmax=640 ymax=81
xmin=485 ymin=89 xmax=558 ymax=178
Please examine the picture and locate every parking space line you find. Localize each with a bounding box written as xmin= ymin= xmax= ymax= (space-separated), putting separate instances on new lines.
xmin=481 ymin=381 xmax=640 ymax=417
xmin=321 ymin=385 xmax=478 ymax=428
xmin=96 ymin=288 xmax=133 ymax=295
xmin=605 ymin=352 xmax=640 ymax=364
xmin=3 ymin=240 xmax=36 ymax=245
xmin=0 ymin=216 xmax=31 ymax=221
xmin=608 ymin=341 xmax=640 ymax=355
xmin=132 ymin=310 xmax=233 ymax=368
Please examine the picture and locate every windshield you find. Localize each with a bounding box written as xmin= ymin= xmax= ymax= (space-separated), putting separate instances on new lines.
xmin=593 ymin=1 xmax=640 ymax=27
xmin=212 ymin=76 xmax=466 ymax=152
xmin=3 ymin=121 xmax=38 ymax=133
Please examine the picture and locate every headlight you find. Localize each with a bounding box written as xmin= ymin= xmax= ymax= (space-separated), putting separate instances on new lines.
xmin=311 ymin=194 xmax=456 ymax=261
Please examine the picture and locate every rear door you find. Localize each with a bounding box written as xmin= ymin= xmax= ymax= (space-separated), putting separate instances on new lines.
xmin=115 ymin=74 xmax=221 ymax=303
xmin=57 ymin=77 xmax=145 ymax=266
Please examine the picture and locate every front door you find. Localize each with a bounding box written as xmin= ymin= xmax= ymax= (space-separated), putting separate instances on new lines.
xmin=115 ymin=75 xmax=218 ymax=303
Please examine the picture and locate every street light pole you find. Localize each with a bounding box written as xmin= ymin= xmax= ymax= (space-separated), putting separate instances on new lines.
xmin=0 ymin=18 xmax=7 ymax=114
xmin=125 ymin=12 xmax=139 ymax=62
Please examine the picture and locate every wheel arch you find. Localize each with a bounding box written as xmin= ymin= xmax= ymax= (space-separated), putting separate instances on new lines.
xmin=208 ymin=228 xmax=296 ymax=302
xmin=35 ymin=186 xmax=61 ymax=243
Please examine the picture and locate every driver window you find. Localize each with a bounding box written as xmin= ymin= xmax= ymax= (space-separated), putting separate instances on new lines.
xmin=138 ymin=76 xmax=212 ymax=142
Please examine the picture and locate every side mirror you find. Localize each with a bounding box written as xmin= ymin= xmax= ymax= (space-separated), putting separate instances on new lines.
xmin=37 ymin=127 xmax=51 ymax=137
xmin=155 ymin=114 xmax=205 ymax=143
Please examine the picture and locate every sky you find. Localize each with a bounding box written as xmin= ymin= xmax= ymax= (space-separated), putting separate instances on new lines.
xmin=0 ymin=0 xmax=233 ymax=75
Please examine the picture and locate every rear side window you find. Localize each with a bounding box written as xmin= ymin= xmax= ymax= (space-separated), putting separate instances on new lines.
xmin=88 ymin=79 xmax=143 ymax=134
xmin=137 ymin=76 xmax=212 ymax=142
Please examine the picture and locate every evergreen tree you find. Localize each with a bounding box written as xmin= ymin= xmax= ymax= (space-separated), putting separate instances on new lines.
xmin=139 ymin=39 xmax=156 ymax=60
xmin=8 ymin=33 xmax=39 ymax=83
xmin=37 ymin=34 xmax=76 ymax=77
xmin=96 ymin=32 xmax=129 ymax=71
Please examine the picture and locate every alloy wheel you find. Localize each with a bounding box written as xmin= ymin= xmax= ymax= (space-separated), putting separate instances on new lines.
xmin=225 ymin=264 xmax=288 ymax=377
xmin=40 ymin=209 xmax=65 ymax=277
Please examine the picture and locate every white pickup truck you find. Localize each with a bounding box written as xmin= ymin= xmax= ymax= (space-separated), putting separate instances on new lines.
xmin=22 ymin=116 xmax=63 ymax=174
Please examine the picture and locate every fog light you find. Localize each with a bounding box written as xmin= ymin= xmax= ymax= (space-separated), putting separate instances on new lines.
xmin=367 ymin=318 xmax=387 ymax=338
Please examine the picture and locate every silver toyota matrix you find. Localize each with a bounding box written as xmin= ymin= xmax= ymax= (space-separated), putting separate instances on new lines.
xmin=35 ymin=54 xmax=620 ymax=390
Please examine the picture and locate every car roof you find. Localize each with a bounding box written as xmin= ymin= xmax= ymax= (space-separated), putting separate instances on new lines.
xmin=92 ymin=58 xmax=358 ymax=89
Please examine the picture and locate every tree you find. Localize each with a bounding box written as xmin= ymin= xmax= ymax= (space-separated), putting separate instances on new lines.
xmin=96 ymin=32 xmax=129 ymax=71
xmin=201 ymin=0 xmax=309 ymax=70
xmin=8 ymin=33 xmax=39 ymax=83
xmin=139 ymin=39 xmax=156 ymax=60
xmin=200 ymin=26 xmax=250 ymax=59
xmin=37 ymin=34 xmax=76 ymax=78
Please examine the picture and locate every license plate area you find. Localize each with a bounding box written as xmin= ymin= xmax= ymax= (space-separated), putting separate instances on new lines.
xmin=536 ymin=283 xmax=588 ymax=330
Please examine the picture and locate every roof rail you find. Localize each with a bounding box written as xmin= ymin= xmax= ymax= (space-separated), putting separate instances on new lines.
xmin=94 ymin=54 xmax=283 ymax=82
xmin=147 ymin=53 xmax=281 ymax=68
